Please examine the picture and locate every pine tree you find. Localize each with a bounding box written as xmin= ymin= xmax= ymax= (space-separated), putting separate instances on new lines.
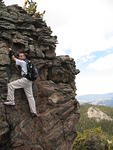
xmin=24 ymin=0 xmax=45 ymax=18
xmin=25 ymin=0 xmax=37 ymax=15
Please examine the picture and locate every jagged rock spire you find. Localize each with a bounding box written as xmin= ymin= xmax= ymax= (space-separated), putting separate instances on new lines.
xmin=0 ymin=4 xmax=79 ymax=150
xmin=0 ymin=0 xmax=4 ymax=5
xmin=0 ymin=0 xmax=5 ymax=8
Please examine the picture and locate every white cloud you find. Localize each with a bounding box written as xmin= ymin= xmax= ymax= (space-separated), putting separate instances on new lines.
xmin=4 ymin=0 xmax=24 ymax=6
xmin=76 ymin=72 xmax=113 ymax=95
xmin=76 ymin=53 xmax=113 ymax=95
xmin=37 ymin=0 xmax=113 ymax=59
xmin=88 ymin=53 xmax=113 ymax=72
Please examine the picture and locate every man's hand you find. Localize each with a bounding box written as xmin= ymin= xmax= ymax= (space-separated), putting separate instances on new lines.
xmin=8 ymin=48 xmax=15 ymax=59
xmin=8 ymin=48 xmax=12 ymax=51
xmin=8 ymin=47 xmax=17 ymax=62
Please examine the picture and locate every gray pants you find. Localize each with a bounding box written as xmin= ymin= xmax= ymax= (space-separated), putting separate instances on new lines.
xmin=7 ymin=78 xmax=37 ymax=113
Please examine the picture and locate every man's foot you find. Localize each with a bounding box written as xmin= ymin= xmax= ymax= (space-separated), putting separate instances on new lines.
xmin=4 ymin=101 xmax=15 ymax=106
xmin=31 ymin=112 xmax=38 ymax=118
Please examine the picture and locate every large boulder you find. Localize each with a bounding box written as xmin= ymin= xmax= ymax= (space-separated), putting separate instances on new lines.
xmin=0 ymin=3 xmax=80 ymax=150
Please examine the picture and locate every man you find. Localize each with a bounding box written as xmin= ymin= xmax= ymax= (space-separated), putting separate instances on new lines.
xmin=4 ymin=48 xmax=38 ymax=117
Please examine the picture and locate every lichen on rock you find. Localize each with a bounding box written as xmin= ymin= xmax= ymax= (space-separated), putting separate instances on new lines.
xmin=0 ymin=3 xmax=80 ymax=150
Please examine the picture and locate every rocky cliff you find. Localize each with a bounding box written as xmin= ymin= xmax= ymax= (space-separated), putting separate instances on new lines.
xmin=0 ymin=2 xmax=80 ymax=150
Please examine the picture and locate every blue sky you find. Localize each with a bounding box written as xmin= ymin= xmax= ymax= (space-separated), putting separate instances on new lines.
xmin=4 ymin=0 xmax=113 ymax=96
xmin=77 ymin=49 xmax=113 ymax=71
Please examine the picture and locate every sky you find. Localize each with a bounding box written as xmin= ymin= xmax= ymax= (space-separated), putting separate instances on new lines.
xmin=4 ymin=0 xmax=113 ymax=96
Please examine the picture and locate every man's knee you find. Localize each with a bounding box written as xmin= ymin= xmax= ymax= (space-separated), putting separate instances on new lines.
xmin=8 ymin=82 xmax=13 ymax=88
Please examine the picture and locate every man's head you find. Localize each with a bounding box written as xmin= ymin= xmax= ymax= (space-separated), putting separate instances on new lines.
xmin=18 ymin=52 xmax=26 ymax=60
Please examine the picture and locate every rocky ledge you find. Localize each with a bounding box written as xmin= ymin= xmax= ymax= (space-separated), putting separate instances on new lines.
xmin=0 ymin=2 xmax=80 ymax=150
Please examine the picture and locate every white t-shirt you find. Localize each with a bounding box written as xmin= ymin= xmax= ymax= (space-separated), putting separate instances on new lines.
xmin=16 ymin=59 xmax=27 ymax=76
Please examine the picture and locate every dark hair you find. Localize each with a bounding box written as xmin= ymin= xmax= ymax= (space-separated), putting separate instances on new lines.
xmin=18 ymin=52 xmax=26 ymax=58
xmin=19 ymin=50 xmax=25 ymax=54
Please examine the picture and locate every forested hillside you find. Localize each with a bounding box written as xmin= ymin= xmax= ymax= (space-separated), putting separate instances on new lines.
xmin=72 ymin=104 xmax=113 ymax=150
xmin=76 ymin=104 xmax=113 ymax=137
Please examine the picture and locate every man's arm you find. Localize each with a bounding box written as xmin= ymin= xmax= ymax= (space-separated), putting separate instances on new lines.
xmin=12 ymin=55 xmax=17 ymax=62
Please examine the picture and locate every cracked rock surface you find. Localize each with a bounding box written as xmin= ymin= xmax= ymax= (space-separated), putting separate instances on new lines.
xmin=0 ymin=2 xmax=80 ymax=150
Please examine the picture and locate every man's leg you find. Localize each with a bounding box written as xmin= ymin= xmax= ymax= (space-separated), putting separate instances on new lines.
xmin=24 ymin=81 xmax=37 ymax=114
xmin=5 ymin=78 xmax=26 ymax=105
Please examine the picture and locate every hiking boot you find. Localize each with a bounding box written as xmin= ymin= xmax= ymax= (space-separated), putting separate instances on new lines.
xmin=4 ymin=101 xmax=15 ymax=106
xmin=31 ymin=112 xmax=38 ymax=118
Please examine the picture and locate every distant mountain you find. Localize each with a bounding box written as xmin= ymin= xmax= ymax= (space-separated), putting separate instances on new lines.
xmin=77 ymin=93 xmax=113 ymax=107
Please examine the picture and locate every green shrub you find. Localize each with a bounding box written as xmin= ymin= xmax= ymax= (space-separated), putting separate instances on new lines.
xmin=76 ymin=104 xmax=113 ymax=137
xmin=25 ymin=0 xmax=45 ymax=18
xmin=72 ymin=128 xmax=112 ymax=150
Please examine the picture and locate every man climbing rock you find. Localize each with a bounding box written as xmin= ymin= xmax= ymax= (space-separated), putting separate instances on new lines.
xmin=4 ymin=48 xmax=38 ymax=117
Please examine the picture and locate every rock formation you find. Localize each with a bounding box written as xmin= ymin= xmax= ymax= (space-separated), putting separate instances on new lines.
xmin=87 ymin=107 xmax=113 ymax=122
xmin=0 ymin=0 xmax=4 ymax=8
xmin=0 ymin=2 xmax=80 ymax=150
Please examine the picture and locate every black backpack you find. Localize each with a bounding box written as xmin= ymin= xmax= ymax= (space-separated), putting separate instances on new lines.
xmin=25 ymin=60 xmax=39 ymax=81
